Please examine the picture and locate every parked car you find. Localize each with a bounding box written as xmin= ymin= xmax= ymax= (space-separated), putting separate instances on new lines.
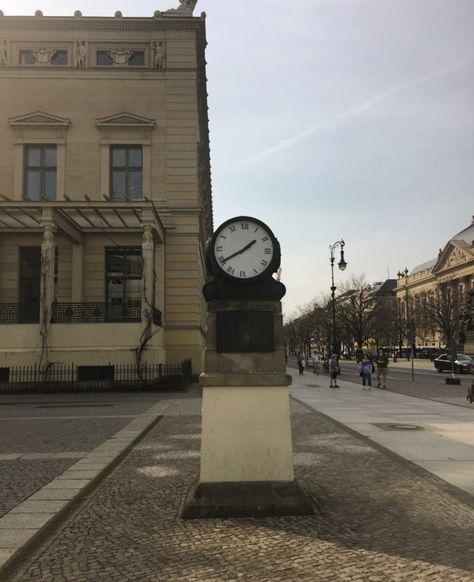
xmin=433 ymin=353 xmax=473 ymax=374
xmin=417 ymin=348 xmax=441 ymax=360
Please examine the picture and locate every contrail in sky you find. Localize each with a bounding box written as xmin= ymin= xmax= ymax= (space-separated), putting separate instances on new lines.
xmin=233 ymin=57 xmax=473 ymax=169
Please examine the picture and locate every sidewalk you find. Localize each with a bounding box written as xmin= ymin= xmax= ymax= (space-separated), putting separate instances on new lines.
xmin=289 ymin=368 xmax=474 ymax=497
xmin=0 ymin=384 xmax=473 ymax=581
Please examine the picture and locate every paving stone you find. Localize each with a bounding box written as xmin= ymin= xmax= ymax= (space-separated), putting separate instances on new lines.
xmin=7 ymin=390 xmax=474 ymax=581
xmin=28 ymin=489 xmax=79 ymax=502
xmin=46 ymin=480 xmax=91 ymax=490
xmin=0 ymin=548 xmax=16 ymax=568
xmin=0 ymin=513 xmax=53 ymax=529
xmin=11 ymin=500 xmax=69 ymax=514
xmin=0 ymin=528 xmax=38 ymax=548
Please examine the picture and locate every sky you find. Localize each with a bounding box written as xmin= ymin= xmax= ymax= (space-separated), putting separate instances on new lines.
xmin=3 ymin=0 xmax=474 ymax=318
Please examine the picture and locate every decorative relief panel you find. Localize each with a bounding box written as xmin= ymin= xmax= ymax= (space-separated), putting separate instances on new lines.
xmin=434 ymin=242 xmax=472 ymax=274
xmin=107 ymin=48 xmax=134 ymax=65
xmin=30 ymin=47 xmax=56 ymax=64
xmin=0 ymin=40 xmax=8 ymax=66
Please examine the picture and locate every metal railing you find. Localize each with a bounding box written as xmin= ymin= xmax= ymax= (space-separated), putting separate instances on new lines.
xmin=51 ymin=301 xmax=141 ymax=323
xmin=0 ymin=303 xmax=40 ymax=324
xmin=0 ymin=359 xmax=193 ymax=393
xmin=0 ymin=302 xmax=144 ymax=324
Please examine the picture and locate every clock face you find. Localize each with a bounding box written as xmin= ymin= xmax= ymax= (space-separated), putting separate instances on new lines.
xmin=212 ymin=217 xmax=277 ymax=280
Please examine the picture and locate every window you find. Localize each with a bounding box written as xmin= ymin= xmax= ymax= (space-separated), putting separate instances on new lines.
xmin=105 ymin=247 xmax=142 ymax=310
xmin=96 ymin=51 xmax=113 ymax=66
xmin=129 ymin=51 xmax=145 ymax=66
xmin=19 ymin=51 xmax=35 ymax=65
xmin=19 ymin=247 xmax=41 ymax=323
xmin=110 ymin=146 xmax=142 ymax=200
xmin=24 ymin=145 xmax=57 ymax=200
xmin=19 ymin=49 xmax=67 ymax=65
xmin=51 ymin=50 xmax=68 ymax=65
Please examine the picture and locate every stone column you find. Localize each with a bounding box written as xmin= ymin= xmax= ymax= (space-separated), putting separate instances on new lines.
xmin=40 ymin=224 xmax=56 ymax=332
xmin=141 ymin=225 xmax=155 ymax=324
xmin=71 ymin=244 xmax=84 ymax=303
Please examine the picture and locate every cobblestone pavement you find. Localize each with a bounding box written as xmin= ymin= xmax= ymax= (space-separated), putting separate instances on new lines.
xmin=7 ymin=388 xmax=474 ymax=582
xmin=0 ymin=459 xmax=73 ymax=517
xmin=0 ymin=392 xmax=165 ymax=518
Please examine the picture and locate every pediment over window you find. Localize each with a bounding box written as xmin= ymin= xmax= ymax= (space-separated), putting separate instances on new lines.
xmin=9 ymin=111 xmax=71 ymax=128
xmin=95 ymin=112 xmax=156 ymax=129
xmin=432 ymin=241 xmax=474 ymax=274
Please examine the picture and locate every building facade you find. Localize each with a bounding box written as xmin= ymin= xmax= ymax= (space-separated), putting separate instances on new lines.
xmin=395 ymin=217 xmax=474 ymax=354
xmin=0 ymin=4 xmax=212 ymax=375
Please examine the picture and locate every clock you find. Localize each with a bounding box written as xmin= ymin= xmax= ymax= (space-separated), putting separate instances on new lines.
xmin=209 ymin=216 xmax=280 ymax=281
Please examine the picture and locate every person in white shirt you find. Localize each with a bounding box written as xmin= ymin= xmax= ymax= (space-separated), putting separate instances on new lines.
xmin=312 ymin=352 xmax=321 ymax=375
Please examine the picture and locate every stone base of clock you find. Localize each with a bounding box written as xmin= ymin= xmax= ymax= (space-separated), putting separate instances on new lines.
xmin=181 ymin=479 xmax=314 ymax=519
xmin=198 ymin=384 xmax=294 ymax=483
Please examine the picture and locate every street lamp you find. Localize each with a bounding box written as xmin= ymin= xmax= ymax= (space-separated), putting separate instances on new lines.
xmin=329 ymin=239 xmax=347 ymax=356
xmin=397 ymin=267 xmax=415 ymax=382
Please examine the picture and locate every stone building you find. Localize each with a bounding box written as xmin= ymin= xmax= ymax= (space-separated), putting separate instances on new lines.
xmin=0 ymin=3 xmax=212 ymax=376
xmin=395 ymin=216 xmax=474 ymax=354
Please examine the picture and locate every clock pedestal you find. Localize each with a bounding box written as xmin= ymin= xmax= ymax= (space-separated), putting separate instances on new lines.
xmin=182 ymin=297 xmax=313 ymax=519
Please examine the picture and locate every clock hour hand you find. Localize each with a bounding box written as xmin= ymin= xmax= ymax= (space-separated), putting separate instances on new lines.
xmin=221 ymin=239 xmax=256 ymax=264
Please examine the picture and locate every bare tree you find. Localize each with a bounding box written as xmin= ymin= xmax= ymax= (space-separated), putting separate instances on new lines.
xmin=337 ymin=275 xmax=378 ymax=349
xmin=420 ymin=281 xmax=465 ymax=373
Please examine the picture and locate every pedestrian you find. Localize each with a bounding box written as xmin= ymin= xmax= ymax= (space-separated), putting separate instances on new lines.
xmin=329 ymin=353 xmax=339 ymax=388
xmin=467 ymin=363 xmax=474 ymax=404
xmin=375 ymin=348 xmax=389 ymax=388
xmin=297 ymin=352 xmax=304 ymax=375
xmin=301 ymin=356 xmax=306 ymax=374
xmin=359 ymin=354 xmax=372 ymax=389
xmin=312 ymin=351 xmax=321 ymax=375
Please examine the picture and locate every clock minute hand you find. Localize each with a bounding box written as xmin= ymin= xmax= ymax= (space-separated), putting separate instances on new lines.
xmin=221 ymin=239 xmax=256 ymax=264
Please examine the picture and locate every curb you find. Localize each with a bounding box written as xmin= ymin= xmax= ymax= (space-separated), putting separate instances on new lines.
xmin=0 ymin=400 xmax=170 ymax=580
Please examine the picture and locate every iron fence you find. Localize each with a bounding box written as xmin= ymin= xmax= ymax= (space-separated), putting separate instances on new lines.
xmin=0 ymin=359 xmax=193 ymax=393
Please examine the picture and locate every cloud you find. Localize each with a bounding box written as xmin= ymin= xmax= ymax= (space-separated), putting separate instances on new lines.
xmin=233 ymin=57 xmax=473 ymax=170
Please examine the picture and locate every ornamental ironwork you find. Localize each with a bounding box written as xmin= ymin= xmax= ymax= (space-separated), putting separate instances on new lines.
xmin=0 ymin=304 xmax=20 ymax=324
xmin=51 ymin=301 xmax=141 ymax=323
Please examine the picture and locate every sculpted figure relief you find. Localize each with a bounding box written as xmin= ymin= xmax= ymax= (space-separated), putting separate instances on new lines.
xmin=31 ymin=47 xmax=56 ymax=64
xmin=167 ymin=0 xmax=198 ymax=15
xmin=0 ymin=41 xmax=8 ymax=67
xmin=75 ymin=41 xmax=87 ymax=67
xmin=151 ymin=41 xmax=165 ymax=69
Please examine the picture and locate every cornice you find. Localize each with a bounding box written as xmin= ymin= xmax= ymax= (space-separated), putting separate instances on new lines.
xmin=0 ymin=70 xmax=197 ymax=80
xmin=0 ymin=16 xmax=205 ymax=33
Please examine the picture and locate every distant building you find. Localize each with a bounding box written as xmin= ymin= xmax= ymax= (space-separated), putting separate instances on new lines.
xmin=396 ymin=216 xmax=474 ymax=352
xmin=0 ymin=6 xmax=212 ymax=376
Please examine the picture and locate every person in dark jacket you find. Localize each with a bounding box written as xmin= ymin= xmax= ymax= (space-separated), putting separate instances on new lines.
xmin=359 ymin=354 xmax=372 ymax=389
xmin=329 ymin=354 xmax=339 ymax=388
xmin=376 ymin=348 xmax=389 ymax=388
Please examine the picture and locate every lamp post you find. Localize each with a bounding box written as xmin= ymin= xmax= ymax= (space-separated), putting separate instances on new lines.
xmin=329 ymin=239 xmax=347 ymax=356
xmin=397 ymin=267 xmax=415 ymax=382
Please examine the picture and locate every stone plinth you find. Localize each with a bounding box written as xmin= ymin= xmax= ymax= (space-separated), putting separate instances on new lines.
xmin=182 ymin=298 xmax=314 ymax=519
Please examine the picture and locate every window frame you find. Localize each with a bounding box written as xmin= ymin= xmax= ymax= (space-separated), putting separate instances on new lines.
xmin=23 ymin=144 xmax=58 ymax=201
xmin=109 ymin=145 xmax=143 ymax=201
xmin=105 ymin=247 xmax=143 ymax=309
